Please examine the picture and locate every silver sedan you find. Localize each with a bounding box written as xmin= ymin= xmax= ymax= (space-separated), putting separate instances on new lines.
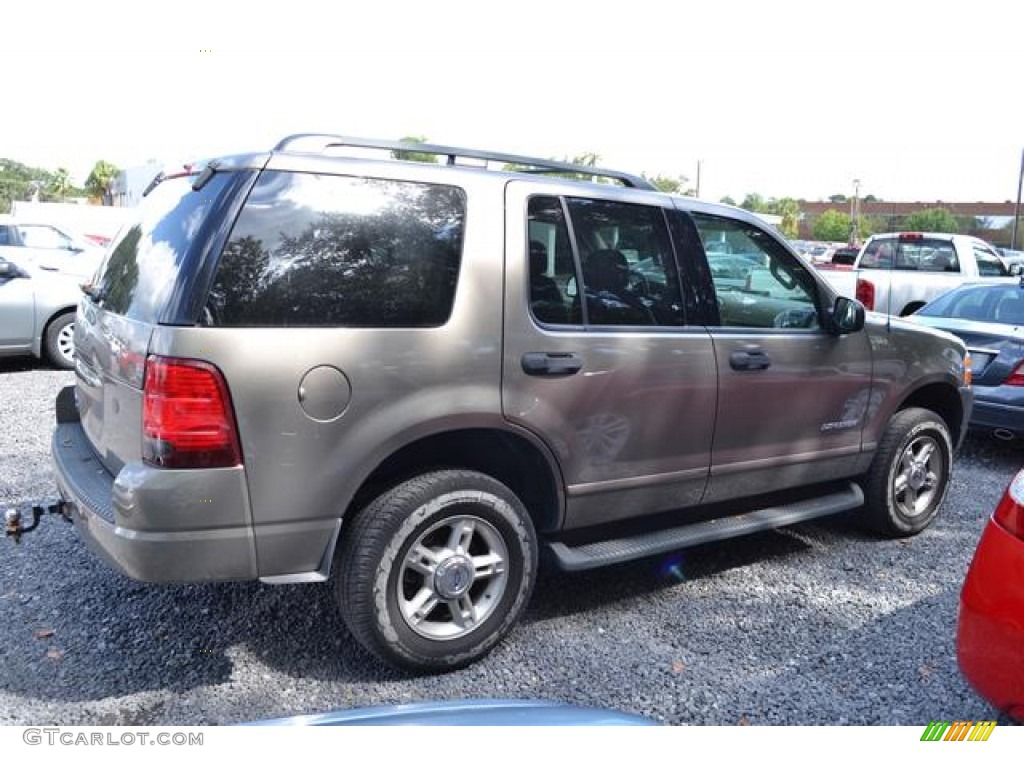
xmin=0 ymin=255 xmax=82 ymax=369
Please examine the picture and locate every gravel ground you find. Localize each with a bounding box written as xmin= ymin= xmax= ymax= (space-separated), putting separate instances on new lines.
xmin=0 ymin=357 xmax=1020 ymax=726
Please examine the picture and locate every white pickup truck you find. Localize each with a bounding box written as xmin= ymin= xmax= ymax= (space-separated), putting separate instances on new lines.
xmin=818 ymin=232 xmax=1015 ymax=316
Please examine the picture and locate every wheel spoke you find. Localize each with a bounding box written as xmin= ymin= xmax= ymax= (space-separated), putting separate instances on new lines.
xmin=449 ymin=596 xmax=477 ymax=629
xmin=472 ymin=552 xmax=505 ymax=580
xmin=916 ymin=441 xmax=936 ymax=464
xmin=447 ymin=519 xmax=476 ymax=555
xmin=405 ymin=587 xmax=440 ymax=624
xmin=903 ymin=483 xmax=919 ymax=508
xmin=406 ymin=543 xmax=441 ymax=577
xmin=894 ymin=471 xmax=909 ymax=497
xmin=924 ymin=471 xmax=938 ymax=490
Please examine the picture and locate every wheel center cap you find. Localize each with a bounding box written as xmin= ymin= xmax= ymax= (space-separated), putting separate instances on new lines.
xmin=909 ymin=464 xmax=927 ymax=490
xmin=434 ymin=556 xmax=474 ymax=599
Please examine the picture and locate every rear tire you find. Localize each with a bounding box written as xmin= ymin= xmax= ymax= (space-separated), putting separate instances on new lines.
xmin=861 ymin=407 xmax=952 ymax=537
xmin=335 ymin=469 xmax=538 ymax=672
xmin=44 ymin=313 xmax=75 ymax=370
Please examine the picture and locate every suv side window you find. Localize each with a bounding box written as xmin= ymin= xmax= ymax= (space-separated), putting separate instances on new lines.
xmin=527 ymin=196 xmax=578 ymax=325
xmin=566 ymin=198 xmax=684 ymax=327
xmin=16 ymin=225 xmax=72 ymax=250
xmin=210 ymin=171 xmax=466 ymax=327
xmin=691 ymin=213 xmax=821 ymax=330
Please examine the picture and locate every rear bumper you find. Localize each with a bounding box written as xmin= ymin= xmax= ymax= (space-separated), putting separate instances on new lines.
xmin=957 ymin=519 xmax=1024 ymax=721
xmin=51 ymin=398 xmax=257 ymax=583
xmin=970 ymin=390 xmax=1024 ymax=436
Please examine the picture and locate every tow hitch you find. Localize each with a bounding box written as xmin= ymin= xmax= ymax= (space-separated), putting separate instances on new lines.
xmin=5 ymin=501 xmax=73 ymax=544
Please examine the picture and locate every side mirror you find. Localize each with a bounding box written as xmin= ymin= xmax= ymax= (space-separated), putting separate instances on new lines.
xmin=1010 ymin=264 xmax=1023 ymax=277
xmin=0 ymin=261 xmax=25 ymax=279
xmin=831 ymin=295 xmax=865 ymax=335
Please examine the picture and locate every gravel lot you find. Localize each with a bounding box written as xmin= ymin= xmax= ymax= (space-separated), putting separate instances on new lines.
xmin=0 ymin=358 xmax=1019 ymax=726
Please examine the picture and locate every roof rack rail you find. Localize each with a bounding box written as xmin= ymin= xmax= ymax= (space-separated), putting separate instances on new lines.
xmin=273 ymin=134 xmax=656 ymax=191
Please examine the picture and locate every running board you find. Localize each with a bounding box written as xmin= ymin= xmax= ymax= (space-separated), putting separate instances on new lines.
xmin=544 ymin=482 xmax=864 ymax=572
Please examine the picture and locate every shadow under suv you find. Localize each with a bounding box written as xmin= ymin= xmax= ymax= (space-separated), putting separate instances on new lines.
xmin=52 ymin=135 xmax=972 ymax=671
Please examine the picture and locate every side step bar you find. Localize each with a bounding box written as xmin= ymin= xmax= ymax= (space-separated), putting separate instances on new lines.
xmin=544 ymin=482 xmax=864 ymax=572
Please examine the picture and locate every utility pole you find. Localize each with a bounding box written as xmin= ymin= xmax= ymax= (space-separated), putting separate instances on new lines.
xmin=695 ymin=160 xmax=702 ymax=198
xmin=849 ymin=178 xmax=861 ymax=246
xmin=1013 ymin=149 xmax=1023 ymax=250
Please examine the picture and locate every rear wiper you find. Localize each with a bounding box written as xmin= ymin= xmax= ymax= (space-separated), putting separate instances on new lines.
xmin=142 ymin=171 xmax=165 ymax=198
xmin=191 ymin=160 xmax=220 ymax=192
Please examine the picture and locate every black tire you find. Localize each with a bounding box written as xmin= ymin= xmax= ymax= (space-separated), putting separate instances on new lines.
xmin=44 ymin=313 xmax=75 ymax=370
xmin=860 ymin=407 xmax=953 ymax=537
xmin=335 ymin=470 xmax=538 ymax=672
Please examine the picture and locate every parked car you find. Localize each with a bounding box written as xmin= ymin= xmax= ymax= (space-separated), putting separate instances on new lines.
xmin=0 ymin=254 xmax=81 ymax=369
xmin=819 ymin=232 xmax=1013 ymax=316
xmin=249 ymin=698 xmax=657 ymax=726
xmin=958 ymin=467 xmax=1024 ymax=722
xmin=998 ymin=247 xmax=1024 ymax=275
xmin=907 ymin=282 xmax=1024 ymax=439
xmin=0 ymin=215 xmax=104 ymax=280
xmin=52 ymin=134 xmax=971 ymax=673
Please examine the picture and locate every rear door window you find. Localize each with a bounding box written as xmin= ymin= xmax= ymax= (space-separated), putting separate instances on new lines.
xmin=208 ymin=171 xmax=466 ymax=327
xmin=860 ymin=238 xmax=960 ymax=272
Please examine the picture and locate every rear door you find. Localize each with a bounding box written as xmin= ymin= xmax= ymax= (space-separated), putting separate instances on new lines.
xmin=502 ymin=183 xmax=718 ymax=530
xmin=680 ymin=207 xmax=875 ymax=503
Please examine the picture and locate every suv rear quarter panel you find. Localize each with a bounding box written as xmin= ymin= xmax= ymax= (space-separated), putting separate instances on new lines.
xmin=151 ymin=169 xmax=509 ymax=578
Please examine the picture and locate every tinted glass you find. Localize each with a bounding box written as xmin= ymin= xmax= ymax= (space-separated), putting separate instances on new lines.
xmin=973 ymin=245 xmax=1009 ymax=277
xmin=860 ymin=237 xmax=960 ymax=272
xmin=565 ymin=198 xmax=684 ymax=326
xmin=93 ymin=173 xmax=235 ymax=323
xmin=692 ymin=213 xmax=821 ymax=330
xmin=917 ymin=285 xmax=1024 ymax=324
xmin=527 ymin=196 xmax=578 ymax=325
xmin=209 ymin=171 xmax=465 ymax=327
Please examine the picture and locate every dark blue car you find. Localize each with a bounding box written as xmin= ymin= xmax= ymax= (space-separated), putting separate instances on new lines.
xmin=910 ymin=281 xmax=1024 ymax=439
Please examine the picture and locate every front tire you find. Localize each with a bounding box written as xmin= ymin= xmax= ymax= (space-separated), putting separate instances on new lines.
xmin=44 ymin=313 xmax=75 ymax=370
xmin=861 ymin=407 xmax=952 ymax=537
xmin=335 ymin=470 xmax=538 ymax=672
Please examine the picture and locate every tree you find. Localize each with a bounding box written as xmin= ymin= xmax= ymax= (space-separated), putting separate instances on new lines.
xmin=643 ymin=174 xmax=693 ymax=195
xmin=719 ymin=195 xmax=737 ymax=206
xmin=829 ymin=194 xmax=848 ymax=204
xmin=391 ymin=136 xmax=438 ymax=164
xmin=812 ymin=209 xmax=851 ymax=241
xmin=903 ymin=207 xmax=959 ymax=233
xmin=739 ymin=193 xmax=768 ymax=213
xmin=774 ymin=197 xmax=801 ymax=239
xmin=85 ymin=160 xmax=120 ymax=205
xmin=49 ymin=167 xmax=72 ymax=201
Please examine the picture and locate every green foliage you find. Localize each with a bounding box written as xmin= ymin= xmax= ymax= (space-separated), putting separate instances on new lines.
xmin=812 ymin=209 xmax=851 ymax=241
xmin=643 ymin=174 xmax=693 ymax=195
xmin=391 ymin=136 xmax=438 ymax=164
xmin=903 ymin=207 xmax=959 ymax=233
xmin=85 ymin=160 xmax=120 ymax=204
xmin=773 ymin=197 xmax=801 ymax=238
xmin=49 ymin=168 xmax=72 ymax=201
xmin=740 ymin=193 xmax=768 ymax=213
xmin=829 ymin=194 xmax=848 ymax=203
xmin=719 ymin=195 xmax=737 ymax=206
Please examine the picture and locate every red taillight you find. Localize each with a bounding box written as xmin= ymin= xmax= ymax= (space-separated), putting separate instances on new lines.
xmin=898 ymin=232 xmax=924 ymax=241
xmin=993 ymin=469 xmax=1024 ymax=540
xmin=1006 ymin=362 xmax=1024 ymax=387
xmin=855 ymin=278 xmax=875 ymax=310
xmin=143 ymin=356 xmax=242 ymax=469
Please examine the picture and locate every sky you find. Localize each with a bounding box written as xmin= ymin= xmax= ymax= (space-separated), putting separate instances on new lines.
xmin=4 ymin=0 xmax=1022 ymax=204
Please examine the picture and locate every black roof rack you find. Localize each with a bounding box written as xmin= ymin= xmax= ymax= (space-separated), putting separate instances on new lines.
xmin=273 ymin=134 xmax=656 ymax=191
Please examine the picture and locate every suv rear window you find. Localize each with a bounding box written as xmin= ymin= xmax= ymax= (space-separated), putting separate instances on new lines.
xmin=92 ymin=173 xmax=236 ymax=322
xmin=207 ymin=171 xmax=466 ymax=327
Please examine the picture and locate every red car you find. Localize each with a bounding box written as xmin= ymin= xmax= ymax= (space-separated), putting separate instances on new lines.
xmin=958 ymin=468 xmax=1024 ymax=721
